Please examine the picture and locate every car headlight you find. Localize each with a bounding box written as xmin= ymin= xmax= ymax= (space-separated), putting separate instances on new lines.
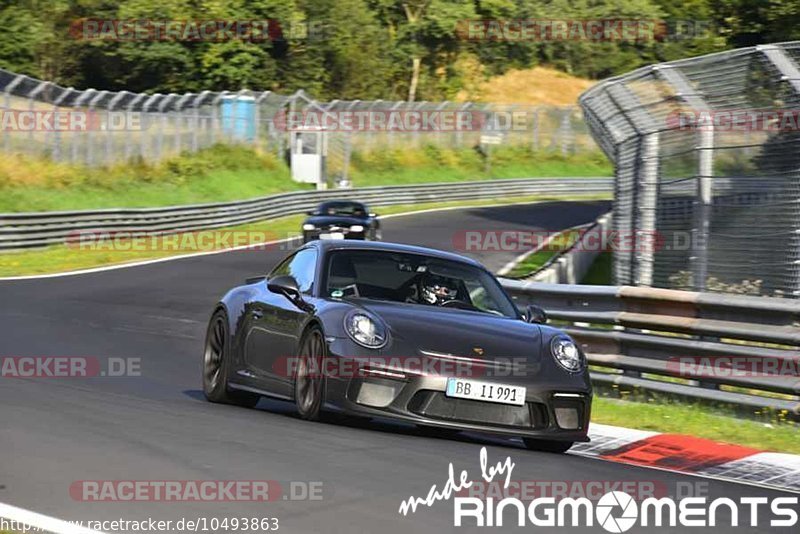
xmin=350 ymin=225 xmax=364 ymax=232
xmin=303 ymin=223 xmax=316 ymax=231
xmin=345 ymin=311 xmax=387 ymax=349
xmin=551 ymin=337 xmax=584 ymax=372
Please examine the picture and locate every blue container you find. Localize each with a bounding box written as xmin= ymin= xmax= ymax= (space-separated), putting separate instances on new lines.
xmin=221 ymin=95 xmax=256 ymax=142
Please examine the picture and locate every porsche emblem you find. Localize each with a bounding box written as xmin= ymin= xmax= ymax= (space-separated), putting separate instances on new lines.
xmin=472 ymin=347 xmax=485 ymax=356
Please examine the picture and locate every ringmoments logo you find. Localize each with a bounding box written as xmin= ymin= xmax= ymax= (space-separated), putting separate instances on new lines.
xmin=397 ymin=447 xmax=800 ymax=530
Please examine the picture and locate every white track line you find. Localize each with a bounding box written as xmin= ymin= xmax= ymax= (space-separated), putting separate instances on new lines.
xmin=0 ymin=199 xmax=548 ymax=282
xmin=0 ymin=502 xmax=106 ymax=534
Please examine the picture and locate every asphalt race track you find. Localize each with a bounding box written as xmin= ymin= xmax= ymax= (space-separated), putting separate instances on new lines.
xmin=0 ymin=200 xmax=795 ymax=534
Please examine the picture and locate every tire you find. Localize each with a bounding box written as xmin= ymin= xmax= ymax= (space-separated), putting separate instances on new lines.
xmin=294 ymin=325 xmax=327 ymax=421
xmin=522 ymin=438 xmax=574 ymax=454
xmin=371 ymin=227 xmax=382 ymax=241
xmin=203 ymin=310 xmax=261 ymax=408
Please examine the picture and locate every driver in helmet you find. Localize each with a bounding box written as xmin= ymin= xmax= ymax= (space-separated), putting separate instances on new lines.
xmin=419 ymin=273 xmax=459 ymax=306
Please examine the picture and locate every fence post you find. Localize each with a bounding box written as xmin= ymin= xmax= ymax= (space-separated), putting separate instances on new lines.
xmin=141 ymin=94 xmax=162 ymax=161
xmin=125 ymin=93 xmax=146 ymax=162
xmin=2 ymin=74 xmax=25 ymax=153
xmin=693 ymin=125 xmax=714 ymax=291
xmin=456 ymin=102 xmax=471 ymax=148
xmin=106 ymin=91 xmax=130 ymax=166
xmin=191 ymin=91 xmax=209 ymax=153
xmin=27 ymin=81 xmax=51 ymax=158
xmin=254 ymin=91 xmax=271 ymax=152
xmin=157 ymin=94 xmax=177 ymax=161
xmin=560 ymin=107 xmax=572 ymax=156
xmin=52 ymin=87 xmax=76 ymax=162
xmin=635 ymin=133 xmax=660 ymax=287
xmin=655 ymin=65 xmax=716 ymax=291
xmin=211 ymin=91 xmax=229 ymax=146
xmin=175 ymin=93 xmax=193 ymax=155
xmin=71 ymin=89 xmax=97 ymax=165
xmin=87 ymin=91 xmax=109 ymax=166
xmin=389 ymin=101 xmax=404 ymax=147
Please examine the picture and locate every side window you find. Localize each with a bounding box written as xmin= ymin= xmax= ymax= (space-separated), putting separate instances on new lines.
xmin=270 ymin=255 xmax=293 ymax=278
xmin=287 ymin=248 xmax=318 ymax=294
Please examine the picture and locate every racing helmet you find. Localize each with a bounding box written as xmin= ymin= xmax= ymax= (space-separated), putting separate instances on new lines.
xmin=420 ymin=273 xmax=459 ymax=305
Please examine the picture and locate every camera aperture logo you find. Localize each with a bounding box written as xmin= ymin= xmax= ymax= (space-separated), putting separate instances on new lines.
xmin=397 ymin=447 xmax=799 ymax=530
xmin=596 ymin=491 xmax=638 ymax=533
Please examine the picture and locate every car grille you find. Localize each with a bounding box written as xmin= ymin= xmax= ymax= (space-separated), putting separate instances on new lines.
xmin=407 ymin=391 xmax=549 ymax=429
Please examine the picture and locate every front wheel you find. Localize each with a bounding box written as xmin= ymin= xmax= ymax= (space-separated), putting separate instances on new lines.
xmin=522 ymin=438 xmax=574 ymax=454
xmin=203 ymin=310 xmax=261 ymax=408
xmin=294 ymin=326 xmax=326 ymax=421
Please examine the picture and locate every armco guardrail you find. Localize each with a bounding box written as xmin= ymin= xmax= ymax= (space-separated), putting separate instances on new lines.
xmin=501 ymin=280 xmax=800 ymax=416
xmin=0 ymin=177 xmax=612 ymax=250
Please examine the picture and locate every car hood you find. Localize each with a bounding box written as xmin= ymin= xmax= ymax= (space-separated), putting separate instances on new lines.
xmin=305 ymin=215 xmax=367 ymax=227
xmin=355 ymin=300 xmax=543 ymax=362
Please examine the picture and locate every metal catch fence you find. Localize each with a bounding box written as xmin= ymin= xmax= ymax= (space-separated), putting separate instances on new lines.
xmin=580 ymin=42 xmax=800 ymax=298
xmin=0 ymin=67 xmax=595 ymax=181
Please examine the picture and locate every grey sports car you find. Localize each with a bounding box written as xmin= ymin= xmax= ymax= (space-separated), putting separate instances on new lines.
xmin=203 ymin=240 xmax=591 ymax=452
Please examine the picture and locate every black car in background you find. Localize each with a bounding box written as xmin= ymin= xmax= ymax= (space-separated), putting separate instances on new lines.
xmin=302 ymin=201 xmax=381 ymax=243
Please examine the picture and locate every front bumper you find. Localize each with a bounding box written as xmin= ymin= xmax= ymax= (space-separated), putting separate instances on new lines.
xmin=322 ymin=339 xmax=592 ymax=442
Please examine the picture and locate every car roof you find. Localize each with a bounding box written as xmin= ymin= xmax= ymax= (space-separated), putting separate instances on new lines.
xmin=316 ymin=200 xmax=366 ymax=209
xmin=306 ymin=239 xmax=483 ymax=268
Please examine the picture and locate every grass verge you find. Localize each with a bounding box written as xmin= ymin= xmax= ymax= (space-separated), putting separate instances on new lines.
xmin=592 ymin=397 xmax=800 ymax=454
xmin=351 ymin=146 xmax=611 ymax=187
xmin=0 ymin=145 xmax=301 ymax=213
xmin=581 ymin=250 xmax=613 ymax=284
xmin=0 ymin=144 xmax=611 ymax=213
xmin=0 ymin=194 xmax=610 ymax=277
xmin=506 ymin=226 xmax=585 ymax=278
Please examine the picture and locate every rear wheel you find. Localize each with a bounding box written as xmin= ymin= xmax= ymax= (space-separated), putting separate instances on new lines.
xmin=203 ymin=310 xmax=261 ymax=408
xmin=294 ymin=326 xmax=326 ymax=421
xmin=522 ymin=438 xmax=574 ymax=454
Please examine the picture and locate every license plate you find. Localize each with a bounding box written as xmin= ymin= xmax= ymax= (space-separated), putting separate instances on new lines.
xmin=446 ymin=378 xmax=526 ymax=406
xmin=320 ymin=232 xmax=345 ymax=240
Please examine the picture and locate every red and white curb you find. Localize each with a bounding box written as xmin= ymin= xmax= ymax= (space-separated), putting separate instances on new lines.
xmin=573 ymin=423 xmax=800 ymax=494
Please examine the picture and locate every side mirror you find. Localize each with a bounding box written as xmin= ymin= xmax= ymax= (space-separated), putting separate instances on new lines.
xmin=369 ymin=212 xmax=378 ymax=218
xmin=523 ymin=304 xmax=548 ymax=324
xmin=306 ymin=210 xmax=315 ymax=216
xmin=267 ymin=275 xmax=313 ymax=312
xmin=268 ymin=275 xmax=300 ymax=299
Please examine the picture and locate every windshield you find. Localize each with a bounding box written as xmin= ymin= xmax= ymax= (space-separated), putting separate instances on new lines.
xmin=324 ymin=250 xmax=519 ymax=318
xmin=316 ymin=202 xmax=367 ymax=217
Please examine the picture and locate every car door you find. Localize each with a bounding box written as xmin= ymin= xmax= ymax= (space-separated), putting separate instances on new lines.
xmin=244 ymin=248 xmax=318 ymax=388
